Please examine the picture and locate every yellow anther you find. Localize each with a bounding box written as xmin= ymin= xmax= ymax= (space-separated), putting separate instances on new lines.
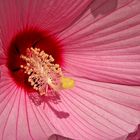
xmin=61 ymin=77 xmax=75 ymax=89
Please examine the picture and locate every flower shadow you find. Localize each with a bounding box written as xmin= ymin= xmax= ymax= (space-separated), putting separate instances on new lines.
xmin=28 ymin=92 xmax=70 ymax=119
xmin=43 ymin=94 xmax=70 ymax=119
xmin=90 ymin=0 xmax=118 ymax=18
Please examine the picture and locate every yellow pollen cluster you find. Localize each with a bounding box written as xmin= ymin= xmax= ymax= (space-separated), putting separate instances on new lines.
xmin=20 ymin=47 xmax=75 ymax=95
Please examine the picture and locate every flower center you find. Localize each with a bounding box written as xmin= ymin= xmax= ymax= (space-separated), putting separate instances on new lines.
xmin=20 ymin=47 xmax=74 ymax=95
xmin=7 ymin=28 xmax=74 ymax=95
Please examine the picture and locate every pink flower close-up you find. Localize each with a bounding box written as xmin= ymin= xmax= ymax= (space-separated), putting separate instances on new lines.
xmin=1 ymin=0 xmax=140 ymax=140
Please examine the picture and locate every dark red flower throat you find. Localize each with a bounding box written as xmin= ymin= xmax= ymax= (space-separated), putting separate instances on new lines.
xmin=7 ymin=28 xmax=63 ymax=92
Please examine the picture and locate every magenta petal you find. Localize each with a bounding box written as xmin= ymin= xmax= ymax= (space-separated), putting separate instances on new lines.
xmin=60 ymin=0 xmax=140 ymax=86
xmin=0 ymin=0 xmax=92 ymax=53
xmin=14 ymin=0 xmax=92 ymax=32
xmin=0 ymin=40 xmax=6 ymax=65
xmin=126 ymin=124 xmax=140 ymax=140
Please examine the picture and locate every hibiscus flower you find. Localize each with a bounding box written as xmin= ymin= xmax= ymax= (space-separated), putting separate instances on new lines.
xmin=0 ymin=0 xmax=140 ymax=140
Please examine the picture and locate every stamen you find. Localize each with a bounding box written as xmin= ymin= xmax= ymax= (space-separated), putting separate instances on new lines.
xmin=20 ymin=47 xmax=75 ymax=95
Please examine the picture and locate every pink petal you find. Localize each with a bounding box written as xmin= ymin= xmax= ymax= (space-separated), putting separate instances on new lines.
xmin=58 ymin=76 xmax=140 ymax=139
xmin=1 ymin=65 xmax=140 ymax=140
xmin=60 ymin=0 xmax=140 ymax=86
xmin=1 ymin=1 xmax=140 ymax=140
xmin=48 ymin=134 xmax=73 ymax=140
xmin=0 ymin=0 xmax=92 ymax=54
xmin=0 ymin=65 xmax=53 ymax=140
